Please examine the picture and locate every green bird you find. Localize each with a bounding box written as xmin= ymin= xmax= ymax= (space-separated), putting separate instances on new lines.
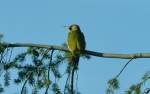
xmin=66 ymin=24 xmax=86 ymax=93
xmin=67 ymin=24 xmax=86 ymax=67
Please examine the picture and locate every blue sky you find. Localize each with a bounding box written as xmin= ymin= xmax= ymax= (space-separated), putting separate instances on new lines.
xmin=0 ymin=0 xmax=150 ymax=94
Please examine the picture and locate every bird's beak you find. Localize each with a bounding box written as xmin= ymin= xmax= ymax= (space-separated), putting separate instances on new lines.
xmin=64 ymin=25 xmax=69 ymax=28
xmin=64 ymin=26 xmax=69 ymax=30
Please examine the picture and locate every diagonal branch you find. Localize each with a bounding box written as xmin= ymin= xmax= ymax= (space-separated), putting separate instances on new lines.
xmin=115 ymin=58 xmax=134 ymax=78
xmin=2 ymin=43 xmax=150 ymax=59
xmin=20 ymin=71 xmax=33 ymax=94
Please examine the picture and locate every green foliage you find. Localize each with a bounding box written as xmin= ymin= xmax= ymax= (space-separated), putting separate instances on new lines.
xmin=1 ymin=39 xmax=150 ymax=94
xmin=106 ymin=70 xmax=150 ymax=94
xmin=125 ymin=71 xmax=150 ymax=94
xmin=4 ymin=52 xmax=27 ymax=70
xmin=125 ymin=84 xmax=141 ymax=94
xmin=0 ymin=46 xmax=69 ymax=94
xmin=32 ymin=87 xmax=38 ymax=94
xmin=106 ymin=78 xmax=120 ymax=94
xmin=105 ymin=70 xmax=150 ymax=94
xmin=52 ymin=83 xmax=62 ymax=94
xmin=0 ymin=42 xmax=91 ymax=94
xmin=0 ymin=36 xmax=85 ymax=94
xmin=0 ymin=34 xmax=5 ymax=53
xmin=0 ymin=43 xmax=5 ymax=53
xmin=4 ymin=71 xmax=10 ymax=86
xmin=1 ymin=36 xmax=150 ymax=94
xmin=142 ymin=71 xmax=150 ymax=84
xmin=0 ymin=84 xmax=4 ymax=93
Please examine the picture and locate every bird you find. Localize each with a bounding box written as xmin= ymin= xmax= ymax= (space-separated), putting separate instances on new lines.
xmin=66 ymin=24 xmax=86 ymax=94
xmin=67 ymin=24 xmax=86 ymax=68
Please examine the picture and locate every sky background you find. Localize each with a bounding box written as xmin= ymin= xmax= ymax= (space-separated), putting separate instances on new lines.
xmin=0 ymin=0 xmax=150 ymax=94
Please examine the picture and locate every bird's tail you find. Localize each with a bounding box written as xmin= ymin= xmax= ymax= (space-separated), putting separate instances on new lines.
xmin=70 ymin=54 xmax=79 ymax=94
xmin=72 ymin=55 xmax=79 ymax=69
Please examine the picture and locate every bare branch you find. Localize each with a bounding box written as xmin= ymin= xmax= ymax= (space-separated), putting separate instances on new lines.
xmin=2 ymin=43 xmax=150 ymax=59
xmin=3 ymin=43 xmax=68 ymax=51
xmin=115 ymin=58 xmax=134 ymax=78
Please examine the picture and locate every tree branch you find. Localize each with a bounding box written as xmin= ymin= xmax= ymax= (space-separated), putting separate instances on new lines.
xmin=115 ymin=58 xmax=134 ymax=78
xmin=45 ymin=49 xmax=54 ymax=94
xmin=2 ymin=43 xmax=150 ymax=59
xmin=20 ymin=71 xmax=33 ymax=94
xmin=143 ymin=88 xmax=150 ymax=94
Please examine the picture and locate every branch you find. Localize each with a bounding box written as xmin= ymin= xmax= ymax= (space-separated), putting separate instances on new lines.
xmin=115 ymin=58 xmax=134 ymax=78
xmin=143 ymin=88 xmax=150 ymax=94
xmin=45 ymin=49 xmax=54 ymax=94
xmin=2 ymin=43 xmax=150 ymax=59
xmin=20 ymin=71 xmax=33 ymax=94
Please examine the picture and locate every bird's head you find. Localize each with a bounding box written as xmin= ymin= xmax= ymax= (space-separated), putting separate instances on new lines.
xmin=68 ymin=24 xmax=80 ymax=31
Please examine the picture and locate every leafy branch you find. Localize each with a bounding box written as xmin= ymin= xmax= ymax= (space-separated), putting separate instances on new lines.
xmin=1 ymin=42 xmax=150 ymax=94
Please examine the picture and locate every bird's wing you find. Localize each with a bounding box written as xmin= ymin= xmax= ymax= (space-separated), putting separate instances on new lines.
xmin=77 ymin=31 xmax=86 ymax=50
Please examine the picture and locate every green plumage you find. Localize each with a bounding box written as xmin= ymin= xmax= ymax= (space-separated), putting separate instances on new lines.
xmin=66 ymin=24 xmax=86 ymax=93
xmin=67 ymin=24 xmax=86 ymax=65
xmin=67 ymin=30 xmax=85 ymax=52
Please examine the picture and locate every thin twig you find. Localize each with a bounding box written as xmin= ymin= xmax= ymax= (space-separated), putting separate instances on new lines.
xmin=0 ymin=43 xmax=7 ymax=64
xmin=64 ymin=68 xmax=71 ymax=94
xmin=71 ymin=65 xmax=76 ymax=94
xmin=41 ymin=49 xmax=51 ymax=61
xmin=37 ymin=49 xmax=50 ymax=80
xmin=0 ymin=50 xmax=4 ymax=64
xmin=0 ymin=48 xmax=11 ymax=77
xmin=8 ymin=48 xmax=13 ymax=63
xmin=115 ymin=58 xmax=134 ymax=78
xmin=2 ymin=48 xmax=10 ymax=64
xmin=143 ymin=88 xmax=150 ymax=94
xmin=20 ymin=71 xmax=33 ymax=94
xmin=45 ymin=49 xmax=54 ymax=94
xmin=75 ymin=70 xmax=79 ymax=94
xmin=0 ymin=51 xmax=5 ymax=77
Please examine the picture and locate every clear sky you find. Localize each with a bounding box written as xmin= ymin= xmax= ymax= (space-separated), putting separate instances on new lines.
xmin=0 ymin=0 xmax=150 ymax=94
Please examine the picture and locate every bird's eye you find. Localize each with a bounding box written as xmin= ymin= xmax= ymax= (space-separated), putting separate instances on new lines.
xmin=69 ymin=27 xmax=72 ymax=30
